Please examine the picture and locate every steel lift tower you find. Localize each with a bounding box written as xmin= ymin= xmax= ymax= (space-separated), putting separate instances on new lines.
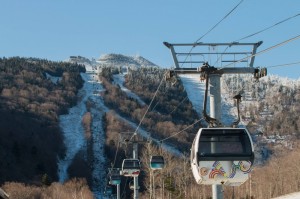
xmin=164 ymin=41 xmax=266 ymax=199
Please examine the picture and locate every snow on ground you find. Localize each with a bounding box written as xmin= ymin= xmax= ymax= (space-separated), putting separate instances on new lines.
xmin=86 ymin=74 xmax=109 ymax=198
xmin=220 ymin=77 xmax=242 ymax=126
xmin=45 ymin=72 xmax=61 ymax=84
xmin=272 ymin=192 xmax=300 ymax=199
xmin=58 ymin=75 xmax=89 ymax=183
xmin=57 ymin=61 xmax=180 ymax=198
xmin=57 ymin=65 xmax=108 ymax=199
xmin=113 ymin=74 xmax=146 ymax=106
xmin=179 ymin=74 xmax=235 ymax=126
xmin=113 ymin=113 xmax=183 ymax=157
xmin=179 ymin=74 xmax=206 ymax=117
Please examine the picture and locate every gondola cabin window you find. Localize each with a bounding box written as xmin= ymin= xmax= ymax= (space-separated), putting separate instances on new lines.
xmin=123 ymin=159 xmax=140 ymax=169
xmin=198 ymin=129 xmax=252 ymax=160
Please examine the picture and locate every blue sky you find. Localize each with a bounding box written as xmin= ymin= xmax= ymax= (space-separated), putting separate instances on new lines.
xmin=1 ymin=0 xmax=300 ymax=79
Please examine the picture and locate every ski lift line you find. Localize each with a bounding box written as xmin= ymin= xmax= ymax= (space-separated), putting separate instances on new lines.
xmin=237 ymin=13 xmax=300 ymax=41
xmin=179 ymin=0 xmax=244 ymax=68
xmin=150 ymin=89 xmax=167 ymax=112
xmin=160 ymin=118 xmax=204 ymax=142
xmin=178 ymin=61 xmax=206 ymax=64
xmin=222 ymin=60 xmax=248 ymax=63
xmin=129 ymin=75 xmax=165 ymax=141
xmin=111 ymin=140 xmax=120 ymax=169
xmin=266 ymin=61 xmax=300 ymax=68
xmin=194 ymin=0 xmax=244 ymax=44
xmin=214 ymin=13 xmax=300 ymax=65
xmin=151 ymin=86 xmax=172 ymax=112
xmin=169 ymin=96 xmax=188 ymax=115
xmin=177 ymin=52 xmax=252 ymax=55
xmin=170 ymin=42 xmax=259 ymax=46
xmin=151 ymin=100 xmax=160 ymax=112
xmin=221 ymin=34 xmax=300 ymax=68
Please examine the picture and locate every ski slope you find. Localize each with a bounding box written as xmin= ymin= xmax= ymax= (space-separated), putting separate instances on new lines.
xmin=113 ymin=74 xmax=146 ymax=106
xmin=58 ymin=63 xmax=108 ymax=199
xmin=58 ymin=63 xmax=181 ymax=198
xmin=179 ymin=74 xmax=206 ymax=117
xmin=179 ymin=74 xmax=236 ymax=126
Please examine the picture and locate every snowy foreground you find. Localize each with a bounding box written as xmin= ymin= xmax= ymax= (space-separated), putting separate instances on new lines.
xmin=273 ymin=192 xmax=300 ymax=199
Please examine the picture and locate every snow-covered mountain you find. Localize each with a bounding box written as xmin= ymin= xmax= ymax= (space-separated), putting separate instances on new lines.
xmin=66 ymin=55 xmax=98 ymax=69
xmin=97 ymin=53 xmax=158 ymax=68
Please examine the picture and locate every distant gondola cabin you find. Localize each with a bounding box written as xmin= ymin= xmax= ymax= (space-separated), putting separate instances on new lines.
xmin=122 ymin=159 xmax=141 ymax=177
xmin=150 ymin=155 xmax=165 ymax=170
xmin=109 ymin=169 xmax=121 ymax=185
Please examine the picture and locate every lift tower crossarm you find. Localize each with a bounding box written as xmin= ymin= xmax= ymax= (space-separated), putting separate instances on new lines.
xmin=164 ymin=42 xmax=262 ymax=46
xmin=163 ymin=41 xmax=263 ymax=68
xmin=170 ymin=67 xmax=257 ymax=74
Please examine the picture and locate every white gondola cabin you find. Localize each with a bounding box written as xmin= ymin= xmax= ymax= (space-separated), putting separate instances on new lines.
xmin=191 ymin=128 xmax=254 ymax=186
xmin=109 ymin=169 xmax=121 ymax=185
xmin=150 ymin=155 xmax=165 ymax=170
xmin=121 ymin=159 xmax=141 ymax=177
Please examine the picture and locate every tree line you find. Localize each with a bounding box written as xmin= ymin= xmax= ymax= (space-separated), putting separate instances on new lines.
xmin=0 ymin=57 xmax=85 ymax=185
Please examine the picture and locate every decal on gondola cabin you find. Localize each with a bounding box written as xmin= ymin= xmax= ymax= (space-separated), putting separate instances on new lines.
xmin=208 ymin=161 xmax=252 ymax=179
xmin=209 ymin=161 xmax=226 ymax=178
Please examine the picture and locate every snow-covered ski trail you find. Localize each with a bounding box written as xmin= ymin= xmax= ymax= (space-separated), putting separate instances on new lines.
xmin=58 ymin=63 xmax=108 ymax=199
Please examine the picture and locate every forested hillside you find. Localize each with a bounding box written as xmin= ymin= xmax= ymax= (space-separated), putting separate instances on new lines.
xmin=223 ymin=74 xmax=300 ymax=138
xmin=101 ymin=66 xmax=201 ymax=198
xmin=1 ymin=56 xmax=300 ymax=199
xmin=101 ymin=66 xmax=300 ymax=198
xmin=101 ymin=67 xmax=200 ymax=153
xmin=0 ymin=57 xmax=85 ymax=184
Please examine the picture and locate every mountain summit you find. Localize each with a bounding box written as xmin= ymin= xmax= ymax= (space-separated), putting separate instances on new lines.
xmin=97 ymin=53 xmax=158 ymax=68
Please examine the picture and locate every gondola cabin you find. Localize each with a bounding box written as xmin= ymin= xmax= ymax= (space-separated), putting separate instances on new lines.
xmin=191 ymin=128 xmax=254 ymax=186
xmin=109 ymin=169 xmax=121 ymax=185
xmin=121 ymin=159 xmax=141 ymax=177
xmin=150 ymin=155 xmax=165 ymax=170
